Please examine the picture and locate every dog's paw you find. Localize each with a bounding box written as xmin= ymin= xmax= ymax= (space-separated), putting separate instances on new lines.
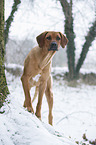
xmin=27 ymin=106 xmax=34 ymax=114
xmin=23 ymin=101 xmax=34 ymax=114
xmin=35 ymin=113 xmax=41 ymax=120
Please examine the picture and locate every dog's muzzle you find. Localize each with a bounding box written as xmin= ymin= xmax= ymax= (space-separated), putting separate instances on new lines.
xmin=48 ymin=42 xmax=58 ymax=51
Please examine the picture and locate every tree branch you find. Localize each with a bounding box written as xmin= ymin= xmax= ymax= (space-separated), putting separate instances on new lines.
xmin=4 ymin=0 xmax=21 ymax=45
xmin=76 ymin=20 xmax=96 ymax=74
xmin=59 ymin=0 xmax=69 ymax=16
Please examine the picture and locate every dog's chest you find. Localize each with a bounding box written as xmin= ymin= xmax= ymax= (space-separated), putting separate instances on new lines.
xmin=33 ymin=74 xmax=41 ymax=82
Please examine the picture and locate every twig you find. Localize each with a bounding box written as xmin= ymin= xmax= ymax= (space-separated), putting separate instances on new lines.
xmin=56 ymin=111 xmax=96 ymax=125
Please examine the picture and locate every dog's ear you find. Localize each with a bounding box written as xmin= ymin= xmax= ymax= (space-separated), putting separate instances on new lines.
xmin=36 ymin=31 xmax=48 ymax=48
xmin=59 ymin=32 xmax=68 ymax=48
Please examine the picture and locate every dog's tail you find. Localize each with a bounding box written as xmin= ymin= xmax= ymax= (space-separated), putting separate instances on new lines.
xmin=32 ymin=86 xmax=39 ymax=102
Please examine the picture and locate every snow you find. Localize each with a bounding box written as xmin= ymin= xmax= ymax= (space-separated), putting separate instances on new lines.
xmin=0 ymin=67 xmax=76 ymax=145
xmin=0 ymin=66 xmax=96 ymax=144
xmin=2 ymin=0 xmax=96 ymax=144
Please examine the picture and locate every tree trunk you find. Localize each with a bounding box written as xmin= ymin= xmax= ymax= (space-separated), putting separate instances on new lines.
xmin=60 ymin=0 xmax=76 ymax=79
xmin=4 ymin=0 xmax=21 ymax=45
xmin=0 ymin=0 xmax=9 ymax=108
xmin=76 ymin=20 xmax=96 ymax=75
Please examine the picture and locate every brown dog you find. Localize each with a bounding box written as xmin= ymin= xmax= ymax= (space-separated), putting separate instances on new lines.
xmin=21 ymin=31 xmax=68 ymax=125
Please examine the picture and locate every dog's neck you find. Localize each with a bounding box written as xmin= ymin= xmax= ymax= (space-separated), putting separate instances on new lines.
xmin=39 ymin=51 xmax=56 ymax=70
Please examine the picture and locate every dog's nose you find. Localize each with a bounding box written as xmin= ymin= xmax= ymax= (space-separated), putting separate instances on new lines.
xmin=48 ymin=42 xmax=58 ymax=51
xmin=51 ymin=42 xmax=58 ymax=48
xmin=48 ymin=41 xmax=58 ymax=51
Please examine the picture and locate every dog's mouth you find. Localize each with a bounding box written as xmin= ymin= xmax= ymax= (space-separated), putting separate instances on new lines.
xmin=48 ymin=42 xmax=58 ymax=51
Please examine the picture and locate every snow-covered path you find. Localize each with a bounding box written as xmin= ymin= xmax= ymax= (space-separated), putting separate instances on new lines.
xmin=0 ymin=67 xmax=96 ymax=145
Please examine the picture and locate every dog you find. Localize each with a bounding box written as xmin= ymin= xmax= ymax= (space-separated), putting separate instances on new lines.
xmin=21 ymin=31 xmax=68 ymax=125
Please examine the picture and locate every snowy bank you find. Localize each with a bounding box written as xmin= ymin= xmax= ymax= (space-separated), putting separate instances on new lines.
xmin=0 ymin=65 xmax=96 ymax=145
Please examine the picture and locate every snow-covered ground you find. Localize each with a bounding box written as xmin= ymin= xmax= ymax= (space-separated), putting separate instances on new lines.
xmin=2 ymin=0 xmax=96 ymax=144
xmin=0 ymin=66 xmax=96 ymax=145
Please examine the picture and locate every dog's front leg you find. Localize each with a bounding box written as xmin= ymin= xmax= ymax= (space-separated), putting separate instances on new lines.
xmin=21 ymin=75 xmax=34 ymax=113
xmin=36 ymin=62 xmax=51 ymax=120
xmin=35 ymin=80 xmax=47 ymax=120
xmin=45 ymin=75 xmax=53 ymax=125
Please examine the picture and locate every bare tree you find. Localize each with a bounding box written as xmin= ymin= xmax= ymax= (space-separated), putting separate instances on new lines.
xmin=0 ymin=0 xmax=9 ymax=108
xmin=59 ymin=0 xmax=96 ymax=79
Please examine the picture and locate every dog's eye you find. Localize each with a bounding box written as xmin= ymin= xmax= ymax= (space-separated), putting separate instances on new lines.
xmin=56 ymin=36 xmax=61 ymax=40
xmin=46 ymin=36 xmax=51 ymax=40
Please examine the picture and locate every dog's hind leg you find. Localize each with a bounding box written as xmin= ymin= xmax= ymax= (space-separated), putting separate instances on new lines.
xmin=32 ymin=86 xmax=39 ymax=103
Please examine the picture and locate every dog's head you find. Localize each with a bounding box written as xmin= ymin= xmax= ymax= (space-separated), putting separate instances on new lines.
xmin=36 ymin=31 xmax=68 ymax=52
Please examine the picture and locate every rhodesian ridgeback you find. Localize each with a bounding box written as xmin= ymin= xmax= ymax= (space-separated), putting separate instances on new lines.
xmin=21 ymin=31 xmax=68 ymax=125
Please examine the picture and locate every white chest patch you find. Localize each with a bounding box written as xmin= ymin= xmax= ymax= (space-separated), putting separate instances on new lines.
xmin=33 ymin=74 xmax=41 ymax=82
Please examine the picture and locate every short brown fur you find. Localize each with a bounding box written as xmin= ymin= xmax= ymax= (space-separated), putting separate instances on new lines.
xmin=21 ymin=31 xmax=68 ymax=125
